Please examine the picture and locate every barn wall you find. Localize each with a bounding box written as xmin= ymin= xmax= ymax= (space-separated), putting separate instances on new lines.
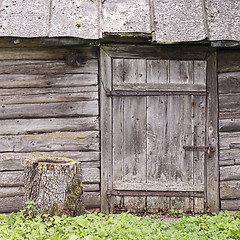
xmin=0 ymin=43 xmax=100 ymax=214
xmin=218 ymin=50 xmax=240 ymax=212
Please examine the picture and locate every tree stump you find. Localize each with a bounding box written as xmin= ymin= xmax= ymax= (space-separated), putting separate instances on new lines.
xmin=24 ymin=157 xmax=85 ymax=217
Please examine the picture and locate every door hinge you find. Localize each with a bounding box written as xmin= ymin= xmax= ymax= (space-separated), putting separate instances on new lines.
xmin=183 ymin=145 xmax=215 ymax=158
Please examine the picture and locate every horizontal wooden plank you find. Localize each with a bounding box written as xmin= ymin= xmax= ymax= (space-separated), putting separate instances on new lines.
xmin=0 ymin=131 xmax=99 ymax=152
xmin=219 ymin=111 xmax=240 ymax=119
xmin=0 ymin=101 xmax=98 ymax=119
xmin=219 ymin=159 xmax=235 ymax=166
xmin=221 ymin=199 xmax=240 ymax=211
xmin=82 ymin=168 xmax=100 ymax=184
xmin=219 ymin=94 xmax=240 ymax=115
xmin=0 ymin=195 xmax=24 ymax=213
xmin=0 ymin=171 xmax=24 ymax=187
xmin=0 ymin=117 xmax=99 ymax=135
xmin=220 ymin=181 xmax=240 ymax=199
xmin=218 ymin=50 xmax=240 ymax=73
xmin=113 ymin=181 xmax=204 ymax=192
xmin=0 ymin=74 xmax=98 ymax=88
xmin=83 ymin=192 xmax=100 ymax=209
xmin=103 ymin=45 xmax=208 ymax=60
xmin=0 ymin=88 xmax=98 ymax=105
xmin=219 ymin=132 xmax=240 ymax=150
xmin=0 ymin=187 xmax=24 ymax=198
xmin=220 ymin=165 xmax=240 ymax=181
xmin=220 ymin=149 xmax=240 ymax=162
xmin=0 ymin=152 xmax=100 ymax=171
xmin=0 ymin=59 xmax=98 ymax=74
xmin=0 ymin=47 xmax=98 ymax=60
xmin=113 ymin=82 xmax=206 ymax=92
xmin=82 ymin=184 xmax=99 ymax=192
xmin=219 ymin=119 xmax=240 ymax=132
xmin=218 ymin=72 xmax=240 ymax=94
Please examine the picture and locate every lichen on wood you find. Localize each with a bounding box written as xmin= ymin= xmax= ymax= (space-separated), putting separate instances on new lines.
xmin=24 ymin=157 xmax=85 ymax=217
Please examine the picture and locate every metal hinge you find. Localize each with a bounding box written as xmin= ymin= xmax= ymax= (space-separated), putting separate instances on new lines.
xmin=183 ymin=145 xmax=215 ymax=158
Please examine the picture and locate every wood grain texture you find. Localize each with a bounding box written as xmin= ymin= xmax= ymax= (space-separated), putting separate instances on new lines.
xmin=220 ymin=181 xmax=240 ymax=199
xmin=0 ymin=131 xmax=99 ymax=152
xmin=0 ymin=171 xmax=24 ymax=187
xmin=218 ymin=72 xmax=240 ymax=94
xmin=220 ymin=165 xmax=240 ymax=181
xmin=221 ymin=199 xmax=240 ymax=211
xmin=218 ymin=50 xmax=240 ymax=73
xmin=0 ymin=187 xmax=24 ymax=198
xmin=219 ymin=119 xmax=240 ymax=132
xmin=0 ymin=196 xmax=24 ymax=213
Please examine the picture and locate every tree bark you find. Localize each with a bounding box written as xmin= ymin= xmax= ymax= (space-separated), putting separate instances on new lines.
xmin=24 ymin=157 xmax=85 ymax=216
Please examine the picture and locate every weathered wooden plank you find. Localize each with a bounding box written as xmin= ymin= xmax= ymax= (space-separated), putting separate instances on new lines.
xmin=219 ymin=159 xmax=235 ymax=166
xmin=83 ymin=192 xmax=100 ymax=209
xmin=169 ymin=61 xmax=194 ymax=84
xmin=206 ymin=50 xmax=219 ymax=213
xmin=220 ymin=181 xmax=240 ymax=199
xmin=219 ymin=111 xmax=240 ymax=120
xmin=170 ymin=197 xmax=194 ymax=212
xmin=113 ymin=181 xmax=204 ymax=192
xmin=0 ymin=101 xmax=98 ymax=119
xmin=147 ymin=197 xmax=169 ymax=213
xmin=0 ymin=74 xmax=98 ymax=88
xmin=122 ymin=196 xmax=146 ymax=213
xmin=0 ymin=89 xmax=98 ymax=105
xmin=100 ymin=48 xmax=112 ymax=212
xmin=219 ymin=119 xmax=240 ymax=132
xmin=147 ymin=60 xmax=169 ymax=83
xmin=219 ymin=94 xmax=240 ymax=115
xmin=194 ymin=61 xmax=206 ymax=85
xmin=82 ymin=184 xmax=99 ymax=192
xmin=0 ymin=117 xmax=99 ymax=135
xmin=0 ymin=59 xmax=98 ymax=74
xmin=218 ymin=72 xmax=240 ymax=94
xmin=112 ymin=59 xmax=123 ymax=84
xmin=0 ymin=131 xmax=99 ymax=153
xmin=0 ymin=172 xmax=24 ymax=187
xmin=194 ymin=198 xmax=205 ymax=213
xmin=221 ymin=199 xmax=240 ymax=211
xmin=0 ymin=152 xmax=99 ymax=171
xmin=0 ymin=196 xmax=24 ymax=213
xmin=0 ymin=47 xmax=98 ymax=60
xmin=102 ymin=45 xmax=208 ymax=60
xmin=220 ymin=165 xmax=240 ymax=181
xmin=0 ymin=187 xmax=24 ymax=198
xmin=82 ymin=168 xmax=100 ymax=184
xmin=113 ymin=82 xmax=206 ymax=92
xmin=218 ymin=50 xmax=240 ymax=73
xmin=219 ymin=132 xmax=240 ymax=150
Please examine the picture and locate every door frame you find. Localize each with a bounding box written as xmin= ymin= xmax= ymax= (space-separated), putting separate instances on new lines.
xmin=100 ymin=45 xmax=219 ymax=213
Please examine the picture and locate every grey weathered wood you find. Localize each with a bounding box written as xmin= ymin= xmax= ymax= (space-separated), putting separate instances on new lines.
xmin=206 ymin=49 xmax=219 ymax=213
xmin=194 ymin=61 xmax=206 ymax=85
xmin=100 ymin=48 xmax=112 ymax=213
xmin=194 ymin=198 xmax=205 ymax=213
xmin=0 ymin=117 xmax=99 ymax=135
xmin=0 ymin=171 xmax=24 ymax=187
xmin=122 ymin=196 xmax=146 ymax=213
xmin=0 ymin=152 xmax=100 ymax=171
xmin=113 ymin=181 xmax=204 ymax=192
xmin=0 ymin=196 xmax=24 ymax=213
xmin=83 ymin=192 xmax=100 ymax=209
xmin=220 ymin=181 xmax=240 ymax=199
xmin=0 ymin=131 xmax=99 ymax=152
xmin=169 ymin=61 xmax=193 ymax=84
xmin=170 ymin=197 xmax=194 ymax=212
xmin=221 ymin=199 xmax=240 ymax=211
xmin=0 ymin=187 xmax=24 ymax=198
xmin=82 ymin=168 xmax=100 ymax=184
xmin=113 ymin=82 xmax=206 ymax=92
xmin=219 ymin=119 xmax=240 ymax=132
xmin=219 ymin=133 xmax=240 ymax=150
xmin=218 ymin=50 xmax=240 ymax=73
xmin=220 ymin=165 xmax=240 ymax=181
xmin=0 ymin=89 xmax=98 ymax=105
xmin=219 ymin=94 xmax=240 ymax=116
xmin=147 ymin=60 xmax=169 ymax=83
xmin=0 ymin=101 xmax=98 ymax=119
xmin=147 ymin=197 xmax=169 ymax=213
xmin=218 ymin=72 xmax=240 ymax=94
xmin=82 ymin=184 xmax=99 ymax=192
xmin=0 ymin=74 xmax=98 ymax=88
xmin=219 ymin=159 xmax=235 ymax=166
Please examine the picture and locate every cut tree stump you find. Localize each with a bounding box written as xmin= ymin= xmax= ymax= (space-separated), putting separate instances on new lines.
xmin=24 ymin=157 xmax=85 ymax=216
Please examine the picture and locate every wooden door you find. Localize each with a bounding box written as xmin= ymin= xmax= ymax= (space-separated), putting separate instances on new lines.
xmin=100 ymin=45 xmax=219 ymax=213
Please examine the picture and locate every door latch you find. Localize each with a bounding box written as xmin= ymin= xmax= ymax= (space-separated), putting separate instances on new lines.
xmin=183 ymin=145 xmax=215 ymax=158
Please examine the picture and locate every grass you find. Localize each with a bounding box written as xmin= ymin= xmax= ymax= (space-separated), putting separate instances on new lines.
xmin=0 ymin=205 xmax=240 ymax=240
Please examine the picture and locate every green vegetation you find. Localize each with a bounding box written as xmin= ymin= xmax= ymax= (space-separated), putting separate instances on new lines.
xmin=0 ymin=205 xmax=240 ymax=240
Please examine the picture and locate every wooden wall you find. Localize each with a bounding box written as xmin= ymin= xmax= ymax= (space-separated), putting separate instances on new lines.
xmin=218 ymin=50 xmax=240 ymax=212
xmin=0 ymin=43 xmax=100 ymax=214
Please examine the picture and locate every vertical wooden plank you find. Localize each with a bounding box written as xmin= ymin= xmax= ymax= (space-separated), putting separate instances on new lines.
xmin=112 ymin=59 xmax=123 ymax=84
xmin=194 ymin=197 xmax=205 ymax=213
xmin=123 ymin=59 xmax=147 ymax=83
xmin=147 ymin=60 xmax=169 ymax=83
xmin=100 ymin=48 xmax=112 ymax=213
xmin=147 ymin=197 xmax=169 ymax=213
xmin=194 ymin=61 xmax=207 ymax=85
xmin=169 ymin=60 xmax=194 ymax=84
xmin=206 ymin=49 xmax=219 ymax=213
xmin=170 ymin=197 xmax=194 ymax=212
